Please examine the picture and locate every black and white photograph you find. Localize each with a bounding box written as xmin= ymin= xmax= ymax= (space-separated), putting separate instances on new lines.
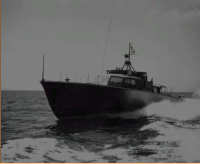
xmin=1 ymin=0 xmax=200 ymax=162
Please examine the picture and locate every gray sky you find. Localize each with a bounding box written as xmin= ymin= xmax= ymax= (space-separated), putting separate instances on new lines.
xmin=1 ymin=0 xmax=200 ymax=91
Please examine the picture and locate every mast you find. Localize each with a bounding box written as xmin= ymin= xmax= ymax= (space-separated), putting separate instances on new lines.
xmin=106 ymin=42 xmax=137 ymax=75
xmin=121 ymin=42 xmax=136 ymax=72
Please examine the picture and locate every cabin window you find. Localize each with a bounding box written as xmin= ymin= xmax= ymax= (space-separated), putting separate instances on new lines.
xmin=123 ymin=78 xmax=139 ymax=89
xmin=124 ymin=79 xmax=135 ymax=85
xmin=131 ymin=79 xmax=135 ymax=85
xmin=124 ymin=79 xmax=131 ymax=84
xmin=108 ymin=77 xmax=123 ymax=87
xmin=93 ymin=75 xmax=110 ymax=85
xmin=110 ymin=77 xmax=123 ymax=83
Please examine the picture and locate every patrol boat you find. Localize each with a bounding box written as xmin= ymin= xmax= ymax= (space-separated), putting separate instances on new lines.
xmin=40 ymin=43 xmax=180 ymax=119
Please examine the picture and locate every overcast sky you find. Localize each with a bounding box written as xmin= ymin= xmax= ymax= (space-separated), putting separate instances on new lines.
xmin=1 ymin=0 xmax=200 ymax=91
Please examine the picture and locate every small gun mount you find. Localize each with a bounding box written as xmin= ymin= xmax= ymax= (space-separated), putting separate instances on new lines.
xmin=65 ymin=76 xmax=70 ymax=82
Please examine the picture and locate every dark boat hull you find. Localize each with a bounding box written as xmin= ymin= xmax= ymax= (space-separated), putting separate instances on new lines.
xmin=41 ymin=81 xmax=179 ymax=119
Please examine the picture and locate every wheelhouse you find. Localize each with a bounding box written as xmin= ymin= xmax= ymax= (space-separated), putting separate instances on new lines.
xmin=91 ymin=42 xmax=169 ymax=94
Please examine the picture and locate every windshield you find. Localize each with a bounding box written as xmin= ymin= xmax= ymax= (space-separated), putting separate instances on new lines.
xmin=108 ymin=77 xmax=123 ymax=87
xmin=93 ymin=75 xmax=110 ymax=85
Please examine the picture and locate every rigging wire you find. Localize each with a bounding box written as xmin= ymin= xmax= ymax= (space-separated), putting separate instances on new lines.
xmin=101 ymin=18 xmax=112 ymax=74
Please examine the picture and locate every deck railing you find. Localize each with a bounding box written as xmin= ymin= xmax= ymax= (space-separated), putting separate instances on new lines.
xmin=44 ymin=73 xmax=110 ymax=86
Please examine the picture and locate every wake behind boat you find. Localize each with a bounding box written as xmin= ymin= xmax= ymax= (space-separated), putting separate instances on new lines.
xmin=40 ymin=43 xmax=181 ymax=120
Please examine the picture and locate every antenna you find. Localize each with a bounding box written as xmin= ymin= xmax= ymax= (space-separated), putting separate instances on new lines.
xmin=42 ymin=55 xmax=45 ymax=81
xmin=101 ymin=18 xmax=112 ymax=74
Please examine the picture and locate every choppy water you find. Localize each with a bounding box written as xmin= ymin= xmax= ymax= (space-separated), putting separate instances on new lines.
xmin=1 ymin=90 xmax=200 ymax=163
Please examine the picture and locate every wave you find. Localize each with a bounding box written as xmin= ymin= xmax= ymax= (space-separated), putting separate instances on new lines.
xmin=109 ymin=88 xmax=200 ymax=121
xmin=1 ymin=138 xmax=133 ymax=163
xmin=140 ymin=121 xmax=200 ymax=162
xmin=2 ymin=125 xmax=200 ymax=163
xmin=145 ymin=98 xmax=200 ymax=121
xmin=1 ymin=138 xmax=101 ymax=163
xmin=106 ymin=98 xmax=200 ymax=121
xmin=192 ymin=87 xmax=200 ymax=99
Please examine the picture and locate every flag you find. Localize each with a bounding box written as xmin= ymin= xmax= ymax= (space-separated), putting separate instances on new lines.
xmin=129 ymin=42 xmax=135 ymax=55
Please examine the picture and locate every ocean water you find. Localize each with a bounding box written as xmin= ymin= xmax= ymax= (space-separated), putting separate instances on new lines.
xmin=1 ymin=90 xmax=200 ymax=163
